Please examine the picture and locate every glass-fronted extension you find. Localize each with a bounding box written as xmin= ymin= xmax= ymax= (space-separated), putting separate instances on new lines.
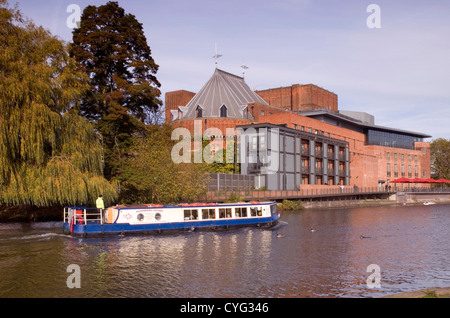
xmin=237 ymin=123 xmax=350 ymax=191
xmin=299 ymin=110 xmax=430 ymax=150
xmin=366 ymin=129 xmax=424 ymax=150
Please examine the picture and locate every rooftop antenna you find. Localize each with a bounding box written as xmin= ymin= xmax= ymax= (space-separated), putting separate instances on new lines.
xmin=241 ymin=63 xmax=249 ymax=78
xmin=213 ymin=43 xmax=222 ymax=68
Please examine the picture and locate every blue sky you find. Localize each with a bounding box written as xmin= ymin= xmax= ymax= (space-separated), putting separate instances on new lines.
xmin=14 ymin=0 xmax=450 ymax=140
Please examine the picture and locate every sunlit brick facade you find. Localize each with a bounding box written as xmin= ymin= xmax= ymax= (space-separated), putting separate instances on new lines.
xmin=165 ymin=68 xmax=431 ymax=190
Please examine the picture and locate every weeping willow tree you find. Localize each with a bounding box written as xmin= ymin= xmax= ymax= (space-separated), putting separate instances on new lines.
xmin=0 ymin=1 xmax=118 ymax=207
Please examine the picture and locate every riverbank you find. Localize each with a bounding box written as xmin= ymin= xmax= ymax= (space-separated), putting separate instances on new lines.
xmin=383 ymin=287 xmax=450 ymax=298
xmin=0 ymin=205 xmax=62 ymax=222
xmin=278 ymin=197 xmax=450 ymax=212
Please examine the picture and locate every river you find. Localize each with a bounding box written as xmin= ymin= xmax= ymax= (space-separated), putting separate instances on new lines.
xmin=0 ymin=204 xmax=449 ymax=298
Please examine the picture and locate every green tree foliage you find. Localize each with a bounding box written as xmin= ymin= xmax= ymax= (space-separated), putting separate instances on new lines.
xmin=70 ymin=1 xmax=162 ymax=180
xmin=201 ymin=138 xmax=240 ymax=174
xmin=120 ymin=126 xmax=207 ymax=204
xmin=430 ymin=138 xmax=450 ymax=181
xmin=0 ymin=1 xmax=118 ymax=207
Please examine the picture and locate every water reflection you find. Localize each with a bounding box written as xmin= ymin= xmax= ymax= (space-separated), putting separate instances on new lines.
xmin=0 ymin=204 xmax=449 ymax=298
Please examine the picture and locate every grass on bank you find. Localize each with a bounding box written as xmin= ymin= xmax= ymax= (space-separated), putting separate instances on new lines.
xmin=277 ymin=199 xmax=304 ymax=212
xmin=423 ymin=290 xmax=450 ymax=298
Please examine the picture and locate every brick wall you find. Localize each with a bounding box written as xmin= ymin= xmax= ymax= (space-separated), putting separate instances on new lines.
xmin=164 ymin=90 xmax=196 ymax=124
xmin=256 ymin=84 xmax=338 ymax=113
xmin=247 ymin=102 xmax=288 ymax=121
xmin=172 ymin=118 xmax=252 ymax=136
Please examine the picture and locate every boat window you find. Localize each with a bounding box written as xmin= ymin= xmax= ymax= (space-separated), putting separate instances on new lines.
xmin=202 ymin=208 xmax=216 ymax=219
xmin=219 ymin=208 xmax=232 ymax=218
xmin=155 ymin=213 xmax=161 ymax=221
xmin=235 ymin=207 xmax=247 ymax=218
xmin=184 ymin=209 xmax=198 ymax=220
xmin=270 ymin=204 xmax=277 ymax=215
xmin=250 ymin=206 xmax=263 ymax=216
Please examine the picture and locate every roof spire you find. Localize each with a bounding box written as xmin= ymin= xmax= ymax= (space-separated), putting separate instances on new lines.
xmin=213 ymin=43 xmax=222 ymax=68
xmin=241 ymin=63 xmax=249 ymax=78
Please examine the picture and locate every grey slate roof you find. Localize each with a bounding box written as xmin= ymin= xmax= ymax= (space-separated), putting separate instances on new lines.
xmin=171 ymin=68 xmax=268 ymax=121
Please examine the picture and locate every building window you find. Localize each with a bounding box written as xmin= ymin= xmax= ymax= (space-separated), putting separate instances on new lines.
xmin=394 ymin=164 xmax=398 ymax=177
xmin=387 ymin=163 xmax=391 ymax=177
xmin=196 ymin=105 xmax=203 ymax=118
xmin=251 ymin=136 xmax=258 ymax=150
xmin=401 ymin=164 xmax=405 ymax=177
xmin=394 ymin=153 xmax=397 ymax=161
xmin=261 ymin=110 xmax=265 ymax=116
xmin=408 ymin=165 xmax=412 ymax=178
xmin=387 ymin=152 xmax=390 ymax=160
xmin=220 ymin=105 xmax=227 ymax=118
xmin=415 ymin=165 xmax=418 ymax=177
xmin=366 ymin=129 xmax=422 ymax=150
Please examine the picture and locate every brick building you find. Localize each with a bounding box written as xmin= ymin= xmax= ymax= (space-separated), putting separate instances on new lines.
xmin=166 ymin=68 xmax=431 ymax=190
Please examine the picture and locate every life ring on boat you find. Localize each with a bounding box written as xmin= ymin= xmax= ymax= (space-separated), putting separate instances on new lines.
xmin=70 ymin=216 xmax=75 ymax=234
xmin=75 ymin=210 xmax=84 ymax=225
xmin=250 ymin=201 xmax=260 ymax=204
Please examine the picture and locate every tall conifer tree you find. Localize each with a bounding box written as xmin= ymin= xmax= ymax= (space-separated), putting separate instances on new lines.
xmin=70 ymin=1 xmax=162 ymax=180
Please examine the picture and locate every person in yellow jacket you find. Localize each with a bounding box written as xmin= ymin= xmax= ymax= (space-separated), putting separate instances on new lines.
xmin=96 ymin=194 xmax=105 ymax=209
xmin=96 ymin=195 xmax=105 ymax=220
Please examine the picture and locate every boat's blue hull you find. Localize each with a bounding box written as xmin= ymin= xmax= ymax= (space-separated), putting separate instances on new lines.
xmin=63 ymin=213 xmax=280 ymax=236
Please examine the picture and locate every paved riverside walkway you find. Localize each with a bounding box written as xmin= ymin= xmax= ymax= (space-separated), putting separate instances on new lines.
xmin=199 ymin=186 xmax=450 ymax=203
xmin=200 ymin=187 xmax=395 ymax=203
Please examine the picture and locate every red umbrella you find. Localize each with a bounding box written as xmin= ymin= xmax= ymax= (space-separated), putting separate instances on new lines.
xmin=390 ymin=178 xmax=414 ymax=183
xmin=424 ymin=178 xmax=439 ymax=183
xmin=411 ymin=178 xmax=425 ymax=183
xmin=436 ymin=179 xmax=450 ymax=183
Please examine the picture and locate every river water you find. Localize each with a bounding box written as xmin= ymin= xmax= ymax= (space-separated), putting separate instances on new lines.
xmin=0 ymin=204 xmax=449 ymax=298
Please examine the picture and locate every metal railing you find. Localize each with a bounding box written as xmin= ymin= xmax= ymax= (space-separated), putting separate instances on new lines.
xmin=64 ymin=207 xmax=103 ymax=225
xmin=199 ymin=186 xmax=392 ymax=202
xmin=402 ymin=186 xmax=450 ymax=193
xmin=200 ymin=185 xmax=450 ymax=202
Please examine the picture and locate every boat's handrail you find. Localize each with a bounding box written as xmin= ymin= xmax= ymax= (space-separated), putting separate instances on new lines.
xmin=64 ymin=207 xmax=103 ymax=225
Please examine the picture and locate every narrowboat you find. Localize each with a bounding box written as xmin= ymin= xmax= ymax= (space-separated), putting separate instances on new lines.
xmin=63 ymin=201 xmax=280 ymax=236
